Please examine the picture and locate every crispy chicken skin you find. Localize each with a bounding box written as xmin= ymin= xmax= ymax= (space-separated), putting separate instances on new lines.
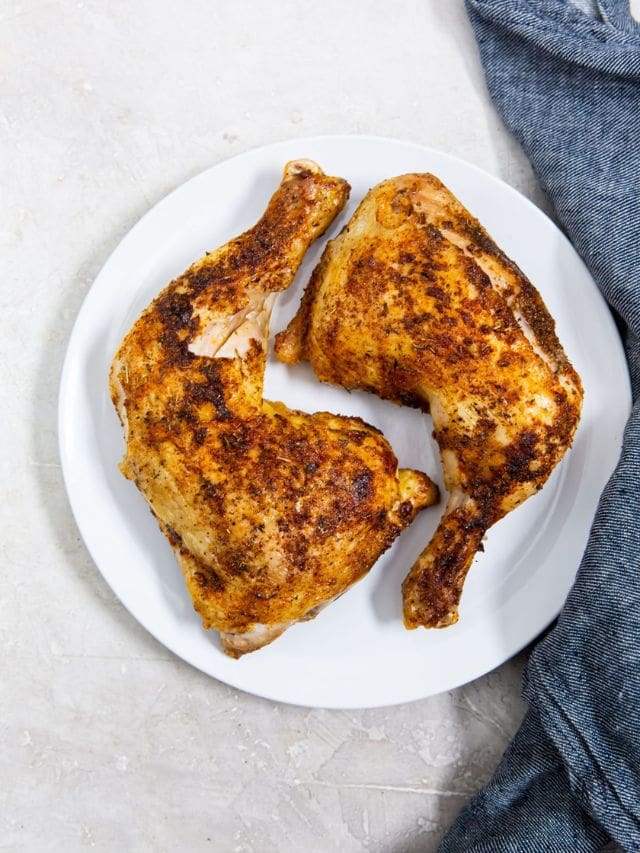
xmin=276 ymin=173 xmax=583 ymax=630
xmin=110 ymin=161 xmax=438 ymax=657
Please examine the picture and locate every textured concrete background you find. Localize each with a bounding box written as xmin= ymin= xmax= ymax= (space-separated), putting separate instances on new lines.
xmin=0 ymin=1 xmax=554 ymax=849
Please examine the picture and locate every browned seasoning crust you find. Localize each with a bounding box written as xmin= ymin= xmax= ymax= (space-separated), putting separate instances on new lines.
xmin=275 ymin=172 xmax=583 ymax=630
xmin=110 ymin=161 xmax=438 ymax=656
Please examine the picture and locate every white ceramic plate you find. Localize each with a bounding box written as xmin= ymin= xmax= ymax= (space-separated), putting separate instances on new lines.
xmin=59 ymin=136 xmax=630 ymax=709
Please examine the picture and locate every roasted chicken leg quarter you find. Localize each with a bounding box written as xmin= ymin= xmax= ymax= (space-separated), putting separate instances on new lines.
xmin=276 ymin=173 xmax=583 ymax=630
xmin=110 ymin=161 xmax=438 ymax=657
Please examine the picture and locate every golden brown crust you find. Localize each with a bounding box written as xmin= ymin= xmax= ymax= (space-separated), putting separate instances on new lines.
xmin=402 ymin=506 xmax=486 ymax=628
xmin=110 ymin=161 xmax=438 ymax=655
xmin=419 ymin=173 xmax=573 ymax=372
xmin=275 ymin=172 xmax=583 ymax=630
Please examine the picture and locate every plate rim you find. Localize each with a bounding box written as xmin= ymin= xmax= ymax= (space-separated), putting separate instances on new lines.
xmin=58 ymin=134 xmax=632 ymax=709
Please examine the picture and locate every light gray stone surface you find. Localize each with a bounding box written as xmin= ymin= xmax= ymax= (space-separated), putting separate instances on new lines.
xmin=0 ymin=1 xmax=544 ymax=849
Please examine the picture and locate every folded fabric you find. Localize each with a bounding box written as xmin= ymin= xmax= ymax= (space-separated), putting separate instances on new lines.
xmin=439 ymin=1 xmax=640 ymax=851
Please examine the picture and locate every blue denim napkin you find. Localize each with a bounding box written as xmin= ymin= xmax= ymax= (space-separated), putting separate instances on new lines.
xmin=439 ymin=2 xmax=640 ymax=851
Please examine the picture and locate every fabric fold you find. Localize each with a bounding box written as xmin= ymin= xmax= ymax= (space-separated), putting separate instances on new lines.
xmin=467 ymin=0 xmax=640 ymax=76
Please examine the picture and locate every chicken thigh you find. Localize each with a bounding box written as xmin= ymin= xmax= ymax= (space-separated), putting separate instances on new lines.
xmin=276 ymin=173 xmax=582 ymax=630
xmin=110 ymin=161 xmax=438 ymax=656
